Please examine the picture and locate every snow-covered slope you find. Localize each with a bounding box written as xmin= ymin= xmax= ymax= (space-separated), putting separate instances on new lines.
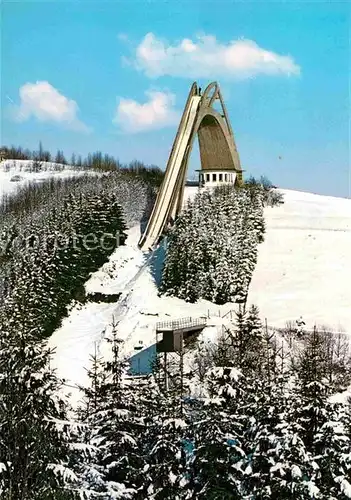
xmin=47 ymin=187 xmax=351 ymax=404
xmin=0 ymin=159 xmax=95 ymax=202
xmin=248 ymin=189 xmax=351 ymax=332
xmin=48 ymin=225 xmax=232 ymax=403
xmin=1 ymin=165 xmax=350 ymax=402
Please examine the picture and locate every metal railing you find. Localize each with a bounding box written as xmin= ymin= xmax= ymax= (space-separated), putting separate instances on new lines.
xmin=156 ymin=316 xmax=207 ymax=332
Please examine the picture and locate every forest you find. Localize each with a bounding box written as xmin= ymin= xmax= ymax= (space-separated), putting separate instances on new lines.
xmin=0 ymin=154 xmax=349 ymax=499
xmin=1 ymin=306 xmax=350 ymax=499
xmin=1 ymin=144 xmax=164 ymax=186
xmin=161 ymin=180 xmax=282 ymax=304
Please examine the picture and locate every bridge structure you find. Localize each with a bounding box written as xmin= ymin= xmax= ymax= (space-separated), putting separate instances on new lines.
xmin=156 ymin=316 xmax=207 ymax=353
xmin=155 ymin=316 xmax=207 ymax=403
xmin=138 ymin=81 xmax=243 ymax=251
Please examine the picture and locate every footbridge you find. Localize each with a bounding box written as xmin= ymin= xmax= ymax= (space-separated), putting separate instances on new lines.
xmin=138 ymin=81 xmax=243 ymax=251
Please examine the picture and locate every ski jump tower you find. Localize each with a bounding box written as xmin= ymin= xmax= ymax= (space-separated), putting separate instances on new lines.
xmin=138 ymin=81 xmax=243 ymax=251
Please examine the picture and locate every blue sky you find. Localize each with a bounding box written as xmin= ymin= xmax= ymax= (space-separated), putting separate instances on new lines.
xmin=1 ymin=0 xmax=350 ymax=197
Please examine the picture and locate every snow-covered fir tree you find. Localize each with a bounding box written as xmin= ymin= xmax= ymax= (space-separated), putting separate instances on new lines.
xmin=160 ymin=184 xmax=266 ymax=305
xmin=79 ymin=322 xmax=144 ymax=499
xmin=313 ymin=400 xmax=351 ymax=499
xmin=0 ymin=170 xmax=153 ymax=341
xmin=140 ymin=413 xmax=188 ymax=500
xmin=290 ymin=328 xmax=351 ymax=498
xmin=0 ymin=308 xmax=80 ymax=499
xmin=188 ymin=366 xmax=246 ymax=499
xmin=137 ymin=371 xmax=190 ymax=500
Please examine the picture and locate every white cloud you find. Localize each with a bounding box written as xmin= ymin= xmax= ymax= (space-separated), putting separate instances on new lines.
xmin=113 ymin=90 xmax=180 ymax=133
xmin=13 ymin=81 xmax=90 ymax=132
xmin=130 ymin=33 xmax=301 ymax=79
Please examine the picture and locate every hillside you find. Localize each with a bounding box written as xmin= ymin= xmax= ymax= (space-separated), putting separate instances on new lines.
xmin=0 ymin=159 xmax=95 ymax=201
xmin=248 ymin=188 xmax=351 ymax=331
xmin=46 ymin=185 xmax=351 ymax=404
xmin=1 ymin=162 xmax=350 ymax=401
xmin=1 ymin=161 xmax=351 ymax=499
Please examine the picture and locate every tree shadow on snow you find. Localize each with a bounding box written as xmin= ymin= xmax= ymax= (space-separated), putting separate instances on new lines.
xmin=149 ymin=238 xmax=167 ymax=289
xmin=128 ymin=344 xmax=157 ymax=375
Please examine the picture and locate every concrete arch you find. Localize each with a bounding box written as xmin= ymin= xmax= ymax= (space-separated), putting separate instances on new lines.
xmin=196 ymin=82 xmax=242 ymax=179
xmin=198 ymin=114 xmax=237 ymax=171
xmin=138 ymin=81 xmax=243 ymax=251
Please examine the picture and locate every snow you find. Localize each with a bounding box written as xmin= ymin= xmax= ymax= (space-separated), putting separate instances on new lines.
xmin=0 ymin=159 xmax=96 ymax=202
xmin=291 ymin=464 xmax=302 ymax=478
xmin=169 ymin=471 xmax=177 ymax=485
xmin=338 ymin=477 xmax=351 ymax=498
xmin=329 ymin=390 xmax=351 ymax=404
xmin=49 ymin=186 xmax=351 ymax=404
xmin=247 ymin=188 xmax=351 ymax=333
xmin=1 ymin=165 xmax=350 ymax=403
xmin=307 ymin=481 xmax=320 ymax=497
xmin=48 ymin=225 xmax=233 ymax=404
xmin=163 ymin=418 xmax=187 ymax=429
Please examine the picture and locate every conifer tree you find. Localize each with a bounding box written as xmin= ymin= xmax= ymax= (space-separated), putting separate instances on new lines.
xmin=0 ymin=311 xmax=79 ymax=499
xmin=79 ymin=321 xmax=143 ymax=499
xmin=161 ymin=185 xmax=265 ymax=305
xmin=140 ymin=414 xmax=188 ymax=500
xmin=136 ymin=367 xmax=191 ymax=500
xmin=189 ymin=367 xmax=246 ymax=499
xmin=313 ymin=400 xmax=351 ymax=499
xmin=289 ymin=327 xmax=351 ymax=498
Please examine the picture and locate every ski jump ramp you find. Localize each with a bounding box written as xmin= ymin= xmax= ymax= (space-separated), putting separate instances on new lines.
xmin=138 ymin=81 xmax=243 ymax=252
